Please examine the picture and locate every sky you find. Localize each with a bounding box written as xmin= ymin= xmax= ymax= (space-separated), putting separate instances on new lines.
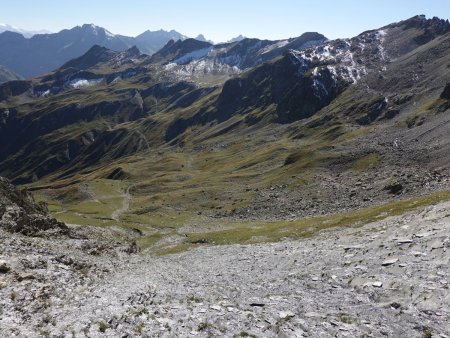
xmin=1 ymin=0 xmax=449 ymax=42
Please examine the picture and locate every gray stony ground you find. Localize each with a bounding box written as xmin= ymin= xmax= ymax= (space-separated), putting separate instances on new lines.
xmin=1 ymin=201 xmax=449 ymax=337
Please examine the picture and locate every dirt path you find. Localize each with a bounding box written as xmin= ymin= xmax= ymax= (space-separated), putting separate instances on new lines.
xmin=111 ymin=184 xmax=133 ymax=221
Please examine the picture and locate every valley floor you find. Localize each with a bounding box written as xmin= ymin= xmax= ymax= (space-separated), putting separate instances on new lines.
xmin=0 ymin=201 xmax=449 ymax=337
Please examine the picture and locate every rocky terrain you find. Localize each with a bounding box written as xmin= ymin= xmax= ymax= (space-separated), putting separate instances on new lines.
xmin=0 ymin=177 xmax=68 ymax=236
xmin=0 ymin=183 xmax=449 ymax=337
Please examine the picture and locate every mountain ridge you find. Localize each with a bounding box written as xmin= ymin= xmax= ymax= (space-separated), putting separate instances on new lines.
xmin=0 ymin=24 xmax=190 ymax=78
xmin=0 ymin=23 xmax=52 ymax=37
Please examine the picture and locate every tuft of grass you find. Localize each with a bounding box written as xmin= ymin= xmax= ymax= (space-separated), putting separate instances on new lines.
xmin=98 ymin=321 xmax=108 ymax=333
xmin=188 ymin=295 xmax=203 ymax=303
xmin=422 ymin=328 xmax=432 ymax=338
xmin=338 ymin=313 xmax=357 ymax=324
xmin=10 ymin=291 xmax=17 ymax=301
xmin=133 ymin=324 xmax=144 ymax=334
xmin=237 ymin=332 xmax=257 ymax=338
xmin=197 ymin=322 xmax=213 ymax=331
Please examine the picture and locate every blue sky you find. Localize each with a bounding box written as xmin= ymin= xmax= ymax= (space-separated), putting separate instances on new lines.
xmin=1 ymin=0 xmax=449 ymax=42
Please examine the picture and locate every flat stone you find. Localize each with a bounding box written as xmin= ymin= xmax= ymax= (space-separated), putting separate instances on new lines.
xmin=381 ymin=258 xmax=398 ymax=266
xmin=344 ymin=245 xmax=363 ymax=251
xmin=279 ymin=311 xmax=295 ymax=319
xmin=209 ymin=305 xmax=221 ymax=311
xmin=249 ymin=303 xmax=265 ymax=307
xmin=304 ymin=312 xmax=324 ymax=318
xmin=430 ymin=241 xmax=444 ymax=249
xmin=372 ymin=281 xmax=383 ymax=288
xmin=397 ymin=238 xmax=413 ymax=244
xmin=414 ymin=232 xmax=433 ymax=238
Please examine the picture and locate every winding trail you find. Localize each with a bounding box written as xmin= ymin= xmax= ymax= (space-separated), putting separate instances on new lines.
xmin=111 ymin=184 xmax=134 ymax=221
xmin=135 ymin=130 xmax=150 ymax=150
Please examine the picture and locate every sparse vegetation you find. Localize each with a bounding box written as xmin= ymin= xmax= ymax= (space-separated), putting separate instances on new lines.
xmin=133 ymin=324 xmax=144 ymax=334
xmin=237 ymin=331 xmax=257 ymax=337
xmin=98 ymin=321 xmax=108 ymax=333
xmin=198 ymin=322 xmax=213 ymax=331
xmin=422 ymin=328 xmax=433 ymax=338
xmin=10 ymin=292 xmax=16 ymax=301
xmin=188 ymin=294 xmax=203 ymax=303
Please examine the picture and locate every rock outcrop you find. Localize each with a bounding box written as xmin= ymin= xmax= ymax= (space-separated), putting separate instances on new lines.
xmin=0 ymin=176 xmax=68 ymax=236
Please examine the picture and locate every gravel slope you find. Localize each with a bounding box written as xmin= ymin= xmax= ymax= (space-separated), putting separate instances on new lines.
xmin=1 ymin=201 xmax=449 ymax=337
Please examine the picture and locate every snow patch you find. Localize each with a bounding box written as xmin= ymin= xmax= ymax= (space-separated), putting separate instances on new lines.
xmin=300 ymin=39 xmax=327 ymax=49
xmin=173 ymin=47 xmax=214 ymax=65
xmin=69 ymin=78 xmax=103 ymax=89
xmin=260 ymin=40 xmax=289 ymax=55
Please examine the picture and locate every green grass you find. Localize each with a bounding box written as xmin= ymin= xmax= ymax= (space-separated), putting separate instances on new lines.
xmin=39 ymin=178 xmax=126 ymax=226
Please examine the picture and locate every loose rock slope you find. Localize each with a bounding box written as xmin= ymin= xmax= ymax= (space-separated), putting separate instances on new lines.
xmin=1 ymin=178 xmax=448 ymax=337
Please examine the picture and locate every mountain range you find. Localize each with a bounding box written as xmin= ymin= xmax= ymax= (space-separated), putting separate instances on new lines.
xmin=0 ymin=24 xmax=188 ymax=78
xmin=0 ymin=23 xmax=51 ymax=37
xmin=0 ymin=14 xmax=447 ymax=198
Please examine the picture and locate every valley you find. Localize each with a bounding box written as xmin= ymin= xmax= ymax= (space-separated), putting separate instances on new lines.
xmin=0 ymin=13 xmax=449 ymax=337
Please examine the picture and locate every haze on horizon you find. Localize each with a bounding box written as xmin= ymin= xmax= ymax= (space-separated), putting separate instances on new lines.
xmin=1 ymin=0 xmax=450 ymax=42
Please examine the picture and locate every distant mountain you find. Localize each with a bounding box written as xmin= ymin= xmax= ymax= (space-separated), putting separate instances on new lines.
xmin=0 ymin=25 xmax=131 ymax=78
xmin=0 ymin=23 xmax=51 ymax=38
xmin=195 ymin=34 xmax=214 ymax=44
xmin=0 ymin=24 xmax=189 ymax=78
xmin=61 ymin=44 xmax=143 ymax=71
xmin=0 ymin=65 xmax=22 ymax=84
xmin=227 ymin=35 xmax=246 ymax=43
xmin=134 ymin=29 xmax=187 ymax=54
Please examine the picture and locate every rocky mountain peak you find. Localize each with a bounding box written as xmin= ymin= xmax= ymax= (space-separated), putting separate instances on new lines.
xmin=79 ymin=23 xmax=113 ymax=36
xmin=387 ymin=15 xmax=450 ymax=46
xmin=228 ymin=35 xmax=246 ymax=43
xmin=125 ymin=45 xmax=141 ymax=57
